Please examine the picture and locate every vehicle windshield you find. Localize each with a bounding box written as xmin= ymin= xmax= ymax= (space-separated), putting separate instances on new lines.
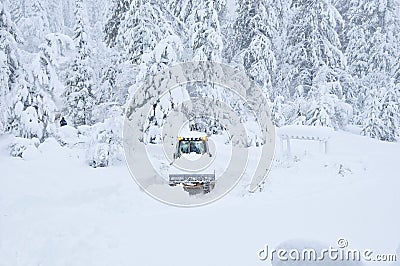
xmin=179 ymin=140 xmax=206 ymax=155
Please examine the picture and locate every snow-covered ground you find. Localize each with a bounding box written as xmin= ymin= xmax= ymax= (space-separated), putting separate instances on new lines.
xmin=0 ymin=129 xmax=399 ymax=266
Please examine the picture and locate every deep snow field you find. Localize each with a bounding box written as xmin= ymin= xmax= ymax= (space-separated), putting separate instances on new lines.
xmin=0 ymin=128 xmax=399 ymax=266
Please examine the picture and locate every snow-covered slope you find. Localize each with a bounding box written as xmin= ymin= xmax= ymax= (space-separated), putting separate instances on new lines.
xmin=0 ymin=130 xmax=399 ymax=266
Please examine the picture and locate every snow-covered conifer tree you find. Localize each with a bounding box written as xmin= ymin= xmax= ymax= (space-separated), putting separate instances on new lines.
xmin=47 ymin=0 xmax=63 ymax=32
xmin=232 ymin=0 xmax=280 ymax=94
xmin=305 ymin=84 xmax=338 ymax=128
xmin=88 ymin=114 xmax=124 ymax=167
xmin=187 ymin=0 xmax=225 ymax=61
xmin=343 ymin=0 xmax=400 ymax=128
xmin=5 ymin=4 xmax=62 ymax=141
xmin=0 ymin=2 xmax=22 ymax=133
xmin=8 ymin=38 xmax=63 ymax=140
xmin=168 ymin=0 xmax=194 ymax=23
xmin=343 ymin=0 xmax=400 ymax=80
xmin=285 ymin=0 xmax=344 ymax=92
xmin=104 ymin=0 xmax=131 ymax=48
xmin=17 ymin=0 xmax=50 ymax=51
xmin=380 ymin=84 xmax=400 ymax=141
xmin=63 ymin=0 xmax=95 ymax=127
xmin=271 ymin=95 xmax=286 ymax=127
xmin=117 ymin=0 xmax=171 ymax=64
xmin=117 ymin=0 xmax=182 ymax=98
xmin=7 ymin=70 xmax=57 ymax=141
xmin=282 ymin=0 xmax=348 ymax=127
xmin=361 ymin=87 xmax=384 ymax=139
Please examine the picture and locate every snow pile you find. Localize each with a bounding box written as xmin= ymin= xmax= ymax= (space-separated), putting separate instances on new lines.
xmin=54 ymin=125 xmax=84 ymax=147
xmin=87 ymin=116 xmax=124 ymax=168
xmin=7 ymin=136 xmax=40 ymax=158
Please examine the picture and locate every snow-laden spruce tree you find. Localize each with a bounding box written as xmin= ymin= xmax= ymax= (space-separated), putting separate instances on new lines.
xmin=46 ymin=0 xmax=65 ymax=33
xmin=232 ymin=0 xmax=280 ymax=94
xmin=0 ymin=2 xmax=20 ymax=92
xmin=38 ymin=33 xmax=75 ymax=72
xmin=63 ymin=0 xmax=95 ymax=127
xmin=305 ymin=85 xmax=339 ymax=128
xmin=343 ymin=0 xmax=400 ymax=80
xmin=187 ymin=0 xmax=225 ymax=61
xmin=117 ymin=0 xmax=173 ymax=64
xmin=117 ymin=0 xmax=182 ymax=92
xmin=380 ymin=83 xmax=400 ymax=141
xmin=361 ymin=80 xmax=400 ymax=141
xmin=6 ymin=14 xmax=61 ymax=141
xmin=88 ymin=111 xmax=124 ymax=168
xmin=91 ymin=48 xmax=131 ymax=124
xmin=7 ymin=36 xmax=63 ymax=141
xmin=104 ymin=0 xmax=131 ymax=48
xmin=168 ymin=0 xmax=194 ymax=23
xmin=361 ymin=87 xmax=384 ymax=139
xmin=285 ymin=0 xmax=345 ymax=91
xmin=85 ymin=0 xmax=110 ymax=34
xmin=7 ymin=70 xmax=57 ymax=141
xmin=103 ymin=0 xmax=140 ymax=115
xmin=170 ymin=0 xmax=227 ymax=136
xmin=343 ymin=0 xmax=400 ymax=132
xmin=271 ymin=95 xmax=286 ymax=126
xmin=7 ymin=0 xmax=23 ymax=23
xmin=266 ymin=0 xmax=292 ymax=102
xmin=34 ymin=39 xmax=65 ymax=97
xmin=0 ymin=2 xmax=22 ymax=134
xmin=95 ymin=53 xmax=119 ymax=105
xmin=16 ymin=0 xmax=50 ymax=51
xmin=282 ymin=0 xmax=348 ymax=128
xmin=132 ymin=34 xmax=183 ymax=143
xmin=102 ymin=0 xmax=183 ymax=146
xmin=303 ymin=65 xmax=352 ymax=129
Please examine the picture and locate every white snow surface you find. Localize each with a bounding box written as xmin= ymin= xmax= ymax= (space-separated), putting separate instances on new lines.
xmin=0 ymin=129 xmax=399 ymax=266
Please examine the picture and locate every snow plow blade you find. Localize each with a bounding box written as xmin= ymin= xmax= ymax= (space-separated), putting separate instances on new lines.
xmin=169 ymin=173 xmax=215 ymax=193
xmin=168 ymin=173 xmax=215 ymax=185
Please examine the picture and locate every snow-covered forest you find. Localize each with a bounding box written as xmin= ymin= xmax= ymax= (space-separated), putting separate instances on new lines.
xmin=1 ymin=0 xmax=400 ymax=167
